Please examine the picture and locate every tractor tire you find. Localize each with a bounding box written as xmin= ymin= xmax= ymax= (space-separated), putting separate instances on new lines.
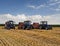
xmin=22 ymin=26 xmax=26 ymax=30
xmin=39 ymin=26 xmax=42 ymax=29
xmin=13 ymin=27 xmax=15 ymax=29
xmin=18 ymin=27 xmax=20 ymax=29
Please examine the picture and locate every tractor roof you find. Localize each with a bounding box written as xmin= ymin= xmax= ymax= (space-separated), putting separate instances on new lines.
xmin=8 ymin=20 xmax=14 ymax=22
xmin=40 ymin=21 xmax=48 ymax=24
xmin=24 ymin=20 xmax=31 ymax=22
xmin=5 ymin=20 xmax=15 ymax=24
xmin=40 ymin=21 xmax=47 ymax=22
xmin=40 ymin=21 xmax=47 ymax=23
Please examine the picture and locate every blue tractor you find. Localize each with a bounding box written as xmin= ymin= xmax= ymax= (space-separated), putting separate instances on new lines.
xmin=5 ymin=20 xmax=15 ymax=29
xmin=39 ymin=21 xmax=52 ymax=30
xmin=23 ymin=20 xmax=33 ymax=30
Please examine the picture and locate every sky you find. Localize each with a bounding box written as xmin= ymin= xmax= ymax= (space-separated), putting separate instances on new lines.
xmin=0 ymin=0 xmax=60 ymax=24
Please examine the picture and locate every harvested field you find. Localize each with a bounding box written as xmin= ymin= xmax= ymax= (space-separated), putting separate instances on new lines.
xmin=0 ymin=26 xmax=60 ymax=46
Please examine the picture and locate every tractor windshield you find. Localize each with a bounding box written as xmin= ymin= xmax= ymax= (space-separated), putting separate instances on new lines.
xmin=40 ymin=21 xmax=47 ymax=24
xmin=8 ymin=21 xmax=14 ymax=24
xmin=24 ymin=21 xmax=31 ymax=25
xmin=10 ymin=22 xmax=13 ymax=24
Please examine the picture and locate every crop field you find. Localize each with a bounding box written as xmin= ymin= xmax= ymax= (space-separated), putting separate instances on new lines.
xmin=0 ymin=26 xmax=60 ymax=46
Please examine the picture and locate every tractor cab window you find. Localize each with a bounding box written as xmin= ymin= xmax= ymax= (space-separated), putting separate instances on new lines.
xmin=40 ymin=21 xmax=47 ymax=24
xmin=24 ymin=21 xmax=31 ymax=24
xmin=10 ymin=22 xmax=13 ymax=24
xmin=8 ymin=21 xmax=14 ymax=24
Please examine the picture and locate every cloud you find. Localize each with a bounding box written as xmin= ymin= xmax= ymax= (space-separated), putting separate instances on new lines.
xmin=27 ymin=0 xmax=60 ymax=11
xmin=47 ymin=0 xmax=60 ymax=11
xmin=43 ymin=14 xmax=60 ymax=24
xmin=49 ymin=0 xmax=58 ymax=2
xmin=50 ymin=5 xmax=60 ymax=11
xmin=50 ymin=8 xmax=60 ymax=11
xmin=49 ymin=0 xmax=60 ymax=6
xmin=27 ymin=5 xmax=36 ymax=9
xmin=0 ymin=14 xmax=27 ymax=24
xmin=0 ymin=14 xmax=60 ymax=24
xmin=27 ymin=4 xmax=46 ymax=9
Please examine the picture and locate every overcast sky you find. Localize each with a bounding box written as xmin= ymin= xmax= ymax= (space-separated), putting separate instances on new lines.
xmin=0 ymin=0 xmax=60 ymax=24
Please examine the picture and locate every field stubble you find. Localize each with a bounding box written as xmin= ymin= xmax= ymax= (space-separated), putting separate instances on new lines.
xmin=0 ymin=26 xmax=60 ymax=46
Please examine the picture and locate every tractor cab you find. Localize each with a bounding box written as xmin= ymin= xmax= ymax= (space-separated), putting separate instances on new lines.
xmin=23 ymin=20 xmax=32 ymax=30
xmin=40 ymin=21 xmax=47 ymax=27
xmin=24 ymin=21 xmax=31 ymax=26
xmin=9 ymin=21 xmax=14 ymax=24
xmin=40 ymin=21 xmax=47 ymax=24
xmin=5 ymin=20 xmax=15 ymax=29
xmin=39 ymin=21 xmax=52 ymax=30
